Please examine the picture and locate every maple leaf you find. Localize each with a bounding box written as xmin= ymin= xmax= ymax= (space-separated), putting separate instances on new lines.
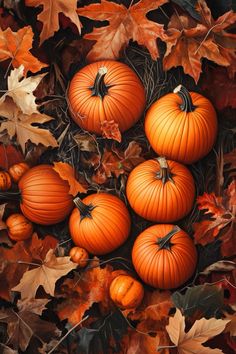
xmin=0 ymin=97 xmax=58 ymax=153
xmin=0 ymin=299 xmax=60 ymax=352
xmin=0 ymin=65 xmax=46 ymax=115
xmin=101 ymin=120 xmax=121 ymax=143
xmin=163 ymin=0 xmax=236 ymax=83
xmin=53 ymin=161 xmax=87 ymax=196
xmin=0 ymin=143 xmax=24 ymax=170
xmin=165 ymin=309 xmax=230 ymax=353
xmin=12 ymin=249 xmax=77 ymax=299
xmin=0 ymin=26 xmax=48 ymax=74
xmin=25 ymin=0 xmax=81 ymax=45
xmin=77 ymin=0 xmax=168 ymax=62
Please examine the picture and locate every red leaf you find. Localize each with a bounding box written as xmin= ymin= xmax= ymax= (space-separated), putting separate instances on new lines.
xmin=100 ymin=120 xmax=122 ymax=142
xmin=0 ymin=144 xmax=24 ymax=170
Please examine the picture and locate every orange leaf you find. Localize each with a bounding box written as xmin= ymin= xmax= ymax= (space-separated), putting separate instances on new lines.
xmin=101 ymin=120 xmax=121 ymax=142
xmin=77 ymin=0 xmax=167 ymax=61
xmin=53 ymin=161 xmax=87 ymax=196
xmin=0 ymin=26 xmax=48 ymax=74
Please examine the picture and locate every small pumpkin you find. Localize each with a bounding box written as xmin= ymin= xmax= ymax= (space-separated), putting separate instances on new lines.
xmin=9 ymin=162 xmax=30 ymax=182
xmin=6 ymin=213 xmax=33 ymax=241
xmin=0 ymin=171 xmax=11 ymax=191
xmin=145 ymin=85 xmax=218 ymax=164
xmin=126 ymin=157 xmax=195 ymax=222
xmin=69 ymin=246 xmax=89 ymax=268
xmin=68 ymin=60 xmax=146 ymax=135
xmin=132 ymin=224 xmax=197 ymax=289
xmin=69 ymin=193 xmax=131 ymax=255
xmin=109 ymin=275 xmax=144 ymax=309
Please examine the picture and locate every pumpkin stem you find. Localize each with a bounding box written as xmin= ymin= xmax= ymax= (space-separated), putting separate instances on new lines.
xmin=90 ymin=67 xmax=112 ymax=99
xmin=0 ymin=190 xmax=21 ymax=201
xmin=73 ymin=197 xmax=95 ymax=221
xmin=156 ymin=157 xmax=175 ymax=184
xmin=157 ymin=225 xmax=180 ymax=251
xmin=173 ymin=85 xmax=196 ymax=112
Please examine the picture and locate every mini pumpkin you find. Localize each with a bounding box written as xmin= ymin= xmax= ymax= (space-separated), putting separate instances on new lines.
xmin=69 ymin=246 xmax=89 ymax=268
xmin=9 ymin=162 xmax=30 ymax=182
xmin=109 ymin=275 xmax=144 ymax=309
xmin=145 ymin=85 xmax=218 ymax=164
xmin=69 ymin=193 xmax=131 ymax=255
xmin=68 ymin=60 xmax=146 ymax=135
xmin=0 ymin=171 xmax=11 ymax=191
xmin=6 ymin=213 xmax=33 ymax=241
xmin=126 ymin=157 xmax=195 ymax=222
xmin=132 ymin=224 xmax=197 ymax=289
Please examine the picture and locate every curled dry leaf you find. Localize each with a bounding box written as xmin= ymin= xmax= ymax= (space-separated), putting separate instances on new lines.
xmin=200 ymin=261 xmax=236 ymax=276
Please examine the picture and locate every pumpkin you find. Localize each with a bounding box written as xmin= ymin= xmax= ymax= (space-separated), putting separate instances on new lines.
xmin=126 ymin=157 xmax=195 ymax=222
xmin=145 ymin=85 xmax=218 ymax=164
xmin=69 ymin=193 xmax=131 ymax=255
xmin=6 ymin=213 xmax=33 ymax=241
xmin=0 ymin=171 xmax=11 ymax=191
xmin=109 ymin=275 xmax=144 ymax=309
xmin=9 ymin=162 xmax=30 ymax=182
xmin=132 ymin=224 xmax=197 ymax=289
xmin=69 ymin=246 xmax=89 ymax=268
xmin=68 ymin=60 xmax=146 ymax=135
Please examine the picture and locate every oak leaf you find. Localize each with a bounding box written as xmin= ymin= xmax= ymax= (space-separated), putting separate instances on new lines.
xmin=165 ymin=309 xmax=230 ymax=353
xmin=25 ymin=0 xmax=82 ymax=45
xmin=53 ymin=161 xmax=87 ymax=196
xmin=0 ymin=97 xmax=58 ymax=153
xmin=12 ymin=249 xmax=78 ymax=299
xmin=101 ymin=120 xmax=121 ymax=143
xmin=0 ymin=26 xmax=48 ymax=74
xmin=77 ymin=0 xmax=168 ymax=62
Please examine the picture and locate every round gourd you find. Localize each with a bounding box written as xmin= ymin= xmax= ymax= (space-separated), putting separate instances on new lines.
xmin=69 ymin=246 xmax=89 ymax=268
xmin=126 ymin=157 xmax=195 ymax=222
xmin=132 ymin=224 xmax=197 ymax=289
xmin=145 ymin=85 xmax=218 ymax=164
xmin=109 ymin=275 xmax=144 ymax=309
xmin=0 ymin=171 xmax=11 ymax=191
xmin=6 ymin=213 xmax=33 ymax=241
xmin=69 ymin=193 xmax=131 ymax=255
xmin=9 ymin=162 xmax=30 ymax=182
xmin=68 ymin=60 xmax=146 ymax=135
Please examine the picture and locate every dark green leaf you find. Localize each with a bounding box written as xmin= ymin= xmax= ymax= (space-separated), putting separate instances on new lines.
xmin=171 ymin=0 xmax=201 ymax=21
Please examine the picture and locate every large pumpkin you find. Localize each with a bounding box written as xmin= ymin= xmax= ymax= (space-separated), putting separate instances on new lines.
xmin=69 ymin=193 xmax=131 ymax=255
xmin=126 ymin=157 xmax=195 ymax=222
xmin=132 ymin=224 xmax=197 ymax=289
xmin=145 ymin=85 xmax=218 ymax=164
xmin=68 ymin=60 xmax=146 ymax=135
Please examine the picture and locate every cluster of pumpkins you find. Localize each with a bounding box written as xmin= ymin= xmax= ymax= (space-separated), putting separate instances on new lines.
xmin=0 ymin=59 xmax=218 ymax=309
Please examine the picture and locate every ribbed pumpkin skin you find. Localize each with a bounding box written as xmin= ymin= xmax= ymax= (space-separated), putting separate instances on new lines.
xmin=6 ymin=213 xmax=33 ymax=241
xmin=9 ymin=162 xmax=30 ymax=182
xmin=69 ymin=246 xmax=89 ymax=268
xmin=68 ymin=60 xmax=146 ymax=134
xmin=145 ymin=91 xmax=217 ymax=164
xmin=132 ymin=224 xmax=197 ymax=289
xmin=18 ymin=165 xmax=73 ymax=225
xmin=109 ymin=275 xmax=144 ymax=309
xmin=69 ymin=193 xmax=131 ymax=255
xmin=0 ymin=171 xmax=11 ymax=191
xmin=126 ymin=159 xmax=195 ymax=222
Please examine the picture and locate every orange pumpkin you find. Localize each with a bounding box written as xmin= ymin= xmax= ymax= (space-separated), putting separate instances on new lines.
xmin=6 ymin=213 xmax=33 ymax=241
xmin=69 ymin=193 xmax=131 ymax=255
xmin=132 ymin=224 xmax=197 ymax=289
xmin=9 ymin=162 xmax=30 ymax=182
xmin=0 ymin=171 xmax=11 ymax=191
xmin=68 ymin=60 xmax=146 ymax=135
xmin=145 ymin=85 xmax=218 ymax=164
xmin=69 ymin=246 xmax=89 ymax=268
xmin=126 ymin=157 xmax=195 ymax=222
xmin=109 ymin=275 xmax=144 ymax=309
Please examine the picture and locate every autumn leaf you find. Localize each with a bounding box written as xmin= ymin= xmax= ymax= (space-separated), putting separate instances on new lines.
xmin=25 ymin=0 xmax=81 ymax=45
xmin=0 ymin=143 xmax=24 ymax=169
xmin=224 ymin=312 xmax=236 ymax=337
xmin=101 ymin=120 xmax=122 ymax=143
xmin=0 ymin=65 xmax=46 ymax=115
xmin=0 ymin=26 xmax=48 ymax=74
xmin=12 ymin=249 xmax=77 ymax=299
xmin=0 ymin=203 xmax=7 ymax=231
xmin=200 ymin=261 xmax=236 ymax=276
xmin=77 ymin=0 xmax=168 ymax=62
xmin=53 ymin=161 xmax=87 ymax=196
xmin=0 ymin=97 xmax=58 ymax=153
xmin=165 ymin=309 xmax=230 ymax=353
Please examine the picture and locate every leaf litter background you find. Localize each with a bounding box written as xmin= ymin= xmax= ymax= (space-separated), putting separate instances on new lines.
xmin=0 ymin=0 xmax=235 ymax=353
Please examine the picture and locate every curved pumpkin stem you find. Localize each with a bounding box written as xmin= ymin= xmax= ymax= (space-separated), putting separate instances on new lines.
xmin=156 ymin=157 xmax=175 ymax=184
xmin=0 ymin=190 xmax=21 ymax=201
xmin=157 ymin=225 xmax=180 ymax=250
xmin=173 ymin=85 xmax=196 ymax=112
xmin=90 ymin=67 xmax=111 ymax=99
xmin=73 ymin=197 xmax=95 ymax=221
